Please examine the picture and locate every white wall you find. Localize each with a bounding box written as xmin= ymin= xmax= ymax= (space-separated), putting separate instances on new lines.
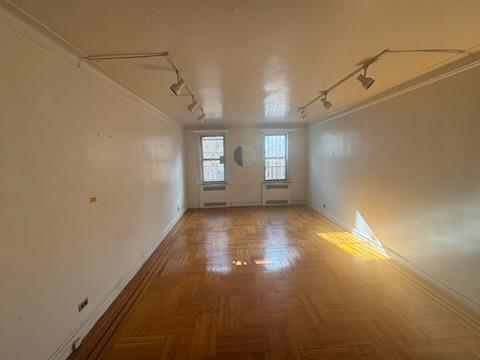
xmin=185 ymin=127 xmax=307 ymax=208
xmin=307 ymin=61 xmax=480 ymax=311
xmin=0 ymin=7 xmax=186 ymax=360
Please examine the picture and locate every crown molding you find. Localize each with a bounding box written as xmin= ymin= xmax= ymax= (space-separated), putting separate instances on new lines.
xmin=308 ymin=47 xmax=480 ymax=128
xmin=185 ymin=121 xmax=306 ymax=131
xmin=1 ymin=0 xmax=182 ymax=128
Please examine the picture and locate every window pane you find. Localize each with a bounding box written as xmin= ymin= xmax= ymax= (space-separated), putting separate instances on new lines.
xmin=265 ymin=135 xmax=286 ymax=158
xmin=202 ymin=136 xmax=224 ymax=159
xmin=203 ymin=160 xmax=225 ymax=182
xmin=201 ymin=136 xmax=225 ymax=182
xmin=265 ymin=158 xmax=286 ymax=180
xmin=264 ymin=134 xmax=287 ymax=181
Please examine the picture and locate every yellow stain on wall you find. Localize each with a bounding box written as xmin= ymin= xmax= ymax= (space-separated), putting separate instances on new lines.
xmin=317 ymin=232 xmax=389 ymax=260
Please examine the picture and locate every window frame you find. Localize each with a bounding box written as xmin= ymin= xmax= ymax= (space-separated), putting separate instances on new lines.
xmin=200 ymin=134 xmax=226 ymax=184
xmin=263 ymin=133 xmax=288 ymax=182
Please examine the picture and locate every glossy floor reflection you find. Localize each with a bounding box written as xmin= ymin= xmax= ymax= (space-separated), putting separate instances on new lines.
xmin=91 ymin=206 xmax=480 ymax=359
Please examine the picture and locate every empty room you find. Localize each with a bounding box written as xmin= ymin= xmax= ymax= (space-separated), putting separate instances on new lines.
xmin=2 ymin=0 xmax=480 ymax=359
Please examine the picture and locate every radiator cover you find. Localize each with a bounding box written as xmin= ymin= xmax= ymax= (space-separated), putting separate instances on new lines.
xmin=261 ymin=182 xmax=292 ymax=206
xmin=199 ymin=184 xmax=230 ymax=208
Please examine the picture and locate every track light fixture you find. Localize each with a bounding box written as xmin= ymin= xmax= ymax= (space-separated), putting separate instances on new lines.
xmin=83 ymin=51 xmax=206 ymax=122
xmin=321 ymin=96 xmax=332 ymax=110
xmin=188 ymin=100 xmax=198 ymax=112
xmin=198 ymin=113 xmax=206 ymax=123
xmin=357 ymin=67 xmax=375 ymax=89
xmin=170 ymin=77 xmax=186 ymax=95
xmin=299 ymin=47 xmax=467 ymax=117
xmin=299 ymin=107 xmax=308 ymax=120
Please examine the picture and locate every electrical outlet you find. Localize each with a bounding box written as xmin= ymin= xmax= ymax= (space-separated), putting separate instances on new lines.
xmin=78 ymin=297 xmax=88 ymax=312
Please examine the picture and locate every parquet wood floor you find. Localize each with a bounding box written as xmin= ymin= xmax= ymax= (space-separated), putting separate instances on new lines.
xmin=70 ymin=206 xmax=480 ymax=359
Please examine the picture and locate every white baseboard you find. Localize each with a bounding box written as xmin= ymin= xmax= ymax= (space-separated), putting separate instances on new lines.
xmin=307 ymin=203 xmax=480 ymax=316
xmin=308 ymin=203 xmax=375 ymax=244
xmin=48 ymin=209 xmax=186 ymax=360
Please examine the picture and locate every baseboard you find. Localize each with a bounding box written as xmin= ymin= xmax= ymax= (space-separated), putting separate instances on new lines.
xmin=48 ymin=209 xmax=186 ymax=360
xmin=386 ymin=250 xmax=480 ymax=321
xmin=309 ymin=204 xmax=377 ymax=246
xmin=307 ymin=203 xmax=480 ymax=319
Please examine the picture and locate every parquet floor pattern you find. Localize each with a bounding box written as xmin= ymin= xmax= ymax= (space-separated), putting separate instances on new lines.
xmin=78 ymin=206 xmax=480 ymax=359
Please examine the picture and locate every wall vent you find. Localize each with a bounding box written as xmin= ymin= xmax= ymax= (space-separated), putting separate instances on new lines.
xmin=265 ymin=184 xmax=289 ymax=190
xmin=265 ymin=200 xmax=289 ymax=205
xmin=203 ymin=185 xmax=227 ymax=191
xmin=204 ymin=201 xmax=228 ymax=207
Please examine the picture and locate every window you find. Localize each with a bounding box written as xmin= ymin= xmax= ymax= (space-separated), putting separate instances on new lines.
xmin=264 ymin=134 xmax=287 ymax=181
xmin=201 ymin=135 xmax=225 ymax=183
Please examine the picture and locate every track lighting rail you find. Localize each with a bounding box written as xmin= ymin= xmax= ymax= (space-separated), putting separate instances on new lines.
xmin=299 ymin=47 xmax=468 ymax=116
xmin=83 ymin=51 xmax=206 ymax=122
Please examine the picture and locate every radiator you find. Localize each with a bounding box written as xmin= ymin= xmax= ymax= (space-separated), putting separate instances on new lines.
xmin=261 ymin=182 xmax=292 ymax=206
xmin=199 ymin=184 xmax=230 ymax=208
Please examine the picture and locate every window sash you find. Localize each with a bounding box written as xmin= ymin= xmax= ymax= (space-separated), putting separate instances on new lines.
xmin=264 ymin=134 xmax=287 ymax=181
xmin=201 ymin=135 xmax=226 ymax=183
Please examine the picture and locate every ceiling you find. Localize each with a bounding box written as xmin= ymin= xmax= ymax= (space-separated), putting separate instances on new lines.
xmin=9 ymin=0 xmax=480 ymax=127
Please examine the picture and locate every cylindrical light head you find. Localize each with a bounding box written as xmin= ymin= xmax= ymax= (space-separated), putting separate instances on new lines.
xmin=357 ymin=72 xmax=375 ymax=89
xmin=170 ymin=78 xmax=186 ymax=95
xmin=363 ymin=76 xmax=375 ymax=89
xmin=197 ymin=113 xmax=206 ymax=123
xmin=187 ymin=100 xmax=198 ymax=112
xmin=321 ymin=97 xmax=332 ymax=110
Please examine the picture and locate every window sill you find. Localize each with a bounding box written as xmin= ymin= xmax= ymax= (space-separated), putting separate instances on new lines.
xmin=263 ymin=180 xmax=291 ymax=184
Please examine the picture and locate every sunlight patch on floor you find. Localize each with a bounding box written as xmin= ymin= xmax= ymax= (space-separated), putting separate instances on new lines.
xmin=317 ymin=231 xmax=389 ymax=260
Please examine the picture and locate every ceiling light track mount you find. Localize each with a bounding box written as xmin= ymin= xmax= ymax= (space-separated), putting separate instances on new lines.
xmin=299 ymin=47 xmax=468 ymax=119
xmin=82 ymin=51 xmax=206 ymax=122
